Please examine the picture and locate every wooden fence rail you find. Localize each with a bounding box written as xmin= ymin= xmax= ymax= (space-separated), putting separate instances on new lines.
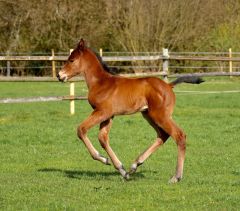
xmin=0 ymin=96 xmax=87 ymax=104
xmin=1 ymin=71 xmax=240 ymax=83
xmin=1 ymin=55 xmax=240 ymax=62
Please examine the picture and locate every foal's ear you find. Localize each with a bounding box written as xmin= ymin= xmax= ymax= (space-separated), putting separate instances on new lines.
xmin=78 ymin=38 xmax=85 ymax=51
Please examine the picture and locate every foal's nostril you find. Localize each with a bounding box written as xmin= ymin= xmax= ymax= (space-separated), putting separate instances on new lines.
xmin=56 ymin=73 xmax=63 ymax=82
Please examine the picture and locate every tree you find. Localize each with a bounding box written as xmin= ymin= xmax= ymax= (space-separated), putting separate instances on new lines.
xmin=0 ymin=0 xmax=109 ymax=53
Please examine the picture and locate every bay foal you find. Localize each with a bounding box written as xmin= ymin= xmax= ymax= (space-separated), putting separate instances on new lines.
xmin=57 ymin=39 xmax=203 ymax=183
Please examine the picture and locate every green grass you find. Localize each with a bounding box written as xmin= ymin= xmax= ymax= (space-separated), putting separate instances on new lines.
xmin=0 ymin=77 xmax=240 ymax=210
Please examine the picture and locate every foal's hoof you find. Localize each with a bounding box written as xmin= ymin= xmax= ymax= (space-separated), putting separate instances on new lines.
xmin=118 ymin=165 xmax=130 ymax=181
xmin=99 ymin=154 xmax=111 ymax=165
xmin=123 ymin=173 xmax=130 ymax=181
xmin=105 ymin=158 xmax=111 ymax=165
xmin=129 ymin=162 xmax=142 ymax=175
xmin=168 ymin=176 xmax=182 ymax=184
xmin=129 ymin=166 xmax=137 ymax=175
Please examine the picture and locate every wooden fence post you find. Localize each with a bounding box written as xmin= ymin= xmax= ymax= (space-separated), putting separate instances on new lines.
xmin=229 ymin=48 xmax=232 ymax=78
xmin=69 ymin=49 xmax=75 ymax=115
xmin=7 ymin=61 xmax=10 ymax=76
xmin=99 ymin=48 xmax=103 ymax=57
xmin=6 ymin=51 xmax=10 ymax=76
xmin=70 ymin=82 xmax=75 ymax=115
xmin=162 ymin=48 xmax=169 ymax=82
xmin=51 ymin=49 xmax=56 ymax=78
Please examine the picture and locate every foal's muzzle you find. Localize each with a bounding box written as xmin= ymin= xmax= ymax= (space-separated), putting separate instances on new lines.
xmin=57 ymin=72 xmax=67 ymax=82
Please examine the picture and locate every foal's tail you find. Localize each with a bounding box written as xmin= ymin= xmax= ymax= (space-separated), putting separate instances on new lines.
xmin=170 ymin=76 xmax=204 ymax=87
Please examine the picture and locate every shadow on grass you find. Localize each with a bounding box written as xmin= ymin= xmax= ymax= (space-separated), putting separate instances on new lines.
xmin=38 ymin=168 xmax=145 ymax=180
xmin=232 ymin=170 xmax=240 ymax=176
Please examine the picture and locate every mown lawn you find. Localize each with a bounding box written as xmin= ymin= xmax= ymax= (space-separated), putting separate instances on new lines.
xmin=0 ymin=77 xmax=240 ymax=210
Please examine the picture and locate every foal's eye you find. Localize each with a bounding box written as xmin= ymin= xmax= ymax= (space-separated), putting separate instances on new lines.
xmin=69 ymin=59 xmax=74 ymax=63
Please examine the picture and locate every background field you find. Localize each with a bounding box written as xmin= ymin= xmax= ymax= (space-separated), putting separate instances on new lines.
xmin=0 ymin=77 xmax=240 ymax=210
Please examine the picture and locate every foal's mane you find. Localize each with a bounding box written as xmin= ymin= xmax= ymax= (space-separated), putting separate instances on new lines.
xmin=92 ymin=49 xmax=117 ymax=75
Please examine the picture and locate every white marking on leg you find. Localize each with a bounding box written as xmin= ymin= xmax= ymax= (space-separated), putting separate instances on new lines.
xmin=131 ymin=163 xmax=137 ymax=170
xmin=139 ymin=105 xmax=148 ymax=112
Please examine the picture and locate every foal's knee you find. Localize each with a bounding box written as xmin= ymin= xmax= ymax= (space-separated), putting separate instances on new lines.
xmin=77 ymin=125 xmax=87 ymax=140
xmin=98 ymin=131 xmax=108 ymax=149
xmin=176 ymin=131 xmax=186 ymax=150
xmin=172 ymin=128 xmax=186 ymax=150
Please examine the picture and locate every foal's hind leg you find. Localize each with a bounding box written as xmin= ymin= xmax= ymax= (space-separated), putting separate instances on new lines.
xmin=98 ymin=119 xmax=129 ymax=179
xmin=129 ymin=112 xmax=169 ymax=175
xmin=149 ymin=111 xmax=186 ymax=183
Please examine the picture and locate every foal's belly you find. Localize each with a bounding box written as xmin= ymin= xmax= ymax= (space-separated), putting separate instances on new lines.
xmin=115 ymin=103 xmax=148 ymax=115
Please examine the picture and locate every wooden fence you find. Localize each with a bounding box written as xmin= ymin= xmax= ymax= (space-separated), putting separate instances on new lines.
xmin=1 ymin=48 xmax=240 ymax=79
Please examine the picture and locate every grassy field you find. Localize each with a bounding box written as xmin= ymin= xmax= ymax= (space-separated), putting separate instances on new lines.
xmin=0 ymin=77 xmax=240 ymax=210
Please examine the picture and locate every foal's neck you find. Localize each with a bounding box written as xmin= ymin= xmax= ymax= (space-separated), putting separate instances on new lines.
xmin=83 ymin=61 xmax=111 ymax=91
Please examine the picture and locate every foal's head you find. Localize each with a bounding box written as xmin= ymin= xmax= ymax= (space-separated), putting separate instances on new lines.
xmin=57 ymin=39 xmax=89 ymax=82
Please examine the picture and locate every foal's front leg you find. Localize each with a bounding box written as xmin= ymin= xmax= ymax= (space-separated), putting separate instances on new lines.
xmin=77 ymin=110 xmax=111 ymax=165
xmin=98 ymin=119 xmax=129 ymax=179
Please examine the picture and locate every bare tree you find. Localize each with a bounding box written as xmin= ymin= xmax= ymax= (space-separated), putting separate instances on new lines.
xmin=107 ymin=0 xmax=234 ymax=52
xmin=1 ymin=0 xmax=240 ymax=54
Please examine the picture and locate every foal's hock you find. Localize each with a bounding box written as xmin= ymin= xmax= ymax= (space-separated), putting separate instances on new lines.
xmin=57 ymin=39 xmax=204 ymax=183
